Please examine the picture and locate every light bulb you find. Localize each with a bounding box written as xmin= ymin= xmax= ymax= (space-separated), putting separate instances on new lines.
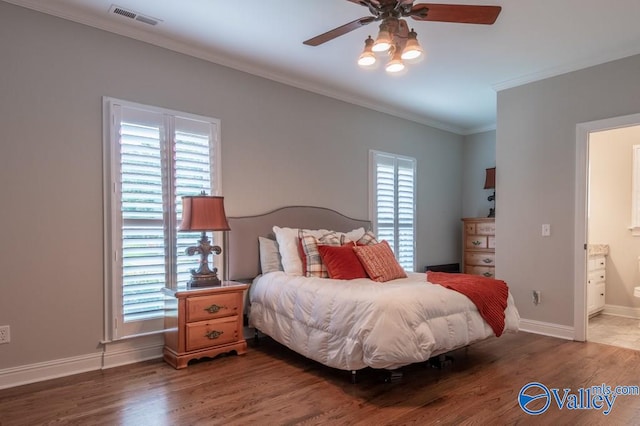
xmin=372 ymin=23 xmax=392 ymax=53
xmin=401 ymin=29 xmax=423 ymax=61
xmin=357 ymin=36 xmax=377 ymax=67
xmin=385 ymin=48 xmax=405 ymax=73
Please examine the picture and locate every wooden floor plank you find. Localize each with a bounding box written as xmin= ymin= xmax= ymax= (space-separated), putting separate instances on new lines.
xmin=1 ymin=332 xmax=640 ymax=425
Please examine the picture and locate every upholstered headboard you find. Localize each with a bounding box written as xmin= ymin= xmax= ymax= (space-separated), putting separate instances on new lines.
xmin=226 ymin=206 xmax=371 ymax=281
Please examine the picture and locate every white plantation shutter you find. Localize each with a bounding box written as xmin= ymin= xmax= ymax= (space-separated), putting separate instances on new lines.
xmin=370 ymin=151 xmax=416 ymax=271
xmin=105 ymin=98 xmax=220 ymax=339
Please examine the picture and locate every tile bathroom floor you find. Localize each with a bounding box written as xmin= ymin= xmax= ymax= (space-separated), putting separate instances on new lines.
xmin=589 ymin=313 xmax=640 ymax=351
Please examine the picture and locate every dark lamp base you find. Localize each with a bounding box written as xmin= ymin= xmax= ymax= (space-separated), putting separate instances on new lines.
xmin=187 ymin=275 xmax=222 ymax=288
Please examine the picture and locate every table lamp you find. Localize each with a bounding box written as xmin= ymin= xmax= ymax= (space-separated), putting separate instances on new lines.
xmin=178 ymin=194 xmax=230 ymax=287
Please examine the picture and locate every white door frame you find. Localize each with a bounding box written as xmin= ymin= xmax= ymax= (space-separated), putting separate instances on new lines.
xmin=574 ymin=112 xmax=640 ymax=341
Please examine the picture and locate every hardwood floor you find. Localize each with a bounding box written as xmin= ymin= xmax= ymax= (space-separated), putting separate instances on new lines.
xmin=2 ymin=332 xmax=640 ymax=425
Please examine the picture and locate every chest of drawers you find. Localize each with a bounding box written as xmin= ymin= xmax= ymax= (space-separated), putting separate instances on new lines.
xmin=462 ymin=218 xmax=496 ymax=278
xmin=163 ymin=282 xmax=248 ymax=369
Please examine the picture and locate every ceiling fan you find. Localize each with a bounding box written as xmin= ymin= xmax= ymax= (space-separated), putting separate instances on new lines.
xmin=303 ymin=1 xmax=502 ymax=73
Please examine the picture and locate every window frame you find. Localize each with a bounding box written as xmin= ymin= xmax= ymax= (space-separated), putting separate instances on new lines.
xmin=102 ymin=97 xmax=221 ymax=341
xmin=368 ymin=150 xmax=417 ymax=271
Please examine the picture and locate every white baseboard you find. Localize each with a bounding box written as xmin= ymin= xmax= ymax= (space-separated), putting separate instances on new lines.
xmin=102 ymin=333 xmax=164 ymax=369
xmin=602 ymin=304 xmax=640 ymax=319
xmin=0 ymin=334 xmax=164 ymax=390
xmin=519 ymin=318 xmax=575 ymax=340
xmin=0 ymin=353 xmax=103 ymax=390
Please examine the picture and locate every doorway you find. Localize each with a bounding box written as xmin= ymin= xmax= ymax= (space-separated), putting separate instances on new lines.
xmin=574 ymin=113 xmax=640 ymax=344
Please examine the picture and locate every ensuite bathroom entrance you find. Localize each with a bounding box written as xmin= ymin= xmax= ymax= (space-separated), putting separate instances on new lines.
xmin=585 ymin=122 xmax=640 ymax=350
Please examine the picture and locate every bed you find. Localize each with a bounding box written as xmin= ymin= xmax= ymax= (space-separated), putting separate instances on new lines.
xmin=226 ymin=206 xmax=520 ymax=375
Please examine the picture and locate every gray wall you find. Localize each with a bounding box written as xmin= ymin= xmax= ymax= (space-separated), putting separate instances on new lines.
xmin=0 ymin=3 xmax=463 ymax=369
xmin=462 ymin=130 xmax=496 ymax=219
xmin=497 ymin=54 xmax=640 ymax=326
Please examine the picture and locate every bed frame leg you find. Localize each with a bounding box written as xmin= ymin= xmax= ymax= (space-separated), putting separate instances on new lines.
xmin=429 ymin=354 xmax=454 ymax=369
xmin=254 ymin=329 xmax=260 ymax=346
xmin=351 ymin=370 xmax=357 ymax=384
xmin=383 ymin=370 xmax=403 ymax=383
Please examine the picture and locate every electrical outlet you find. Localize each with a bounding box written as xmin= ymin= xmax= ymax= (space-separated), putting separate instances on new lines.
xmin=542 ymin=224 xmax=551 ymax=237
xmin=532 ymin=291 xmax=541 ymax=305
xmin=0 ymin=325 xmax=10 ymax=344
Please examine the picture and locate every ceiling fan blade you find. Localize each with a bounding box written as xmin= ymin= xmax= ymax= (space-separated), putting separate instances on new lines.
xmin=303 ymin=16 xmax=377 ymax=46
xmin=410 ymin=3 xmax=501 ymax=25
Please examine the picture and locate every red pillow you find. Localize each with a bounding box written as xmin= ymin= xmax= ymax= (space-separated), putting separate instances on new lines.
xmin=317 ymin=244 xmax=368 ymax=280
xmin=353 ymin=240 xmax=407 ymax=282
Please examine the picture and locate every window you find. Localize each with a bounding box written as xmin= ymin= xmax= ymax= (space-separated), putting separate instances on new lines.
xmin=104 ymin=98 xmax=221 ymax=339
xmin=369 ymin=150 xmax=416 ymax=271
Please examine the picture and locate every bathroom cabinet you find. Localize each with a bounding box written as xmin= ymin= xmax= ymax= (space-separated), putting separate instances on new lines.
xmin=587 ymin=245 xmax=608 ymax=316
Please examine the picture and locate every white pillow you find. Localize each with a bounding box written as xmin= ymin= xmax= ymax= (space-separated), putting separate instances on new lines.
xmin=273 ymin=226 xmax=304 ymax=275
xmin=272 ymin=226 xmax=367 ymax=276
xmin=341 ymin=227 xmax=366 ymax=243
xmin=258 ymin=237 xmax=283 ymax=274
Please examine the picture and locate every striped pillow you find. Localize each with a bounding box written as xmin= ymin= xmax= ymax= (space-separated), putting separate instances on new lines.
xmin=353 ymin=240 xmax=407 ymax=282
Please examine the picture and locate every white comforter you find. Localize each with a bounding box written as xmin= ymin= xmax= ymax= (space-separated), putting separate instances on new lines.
xmin=249 ymin=272 xmax=520 ymax=371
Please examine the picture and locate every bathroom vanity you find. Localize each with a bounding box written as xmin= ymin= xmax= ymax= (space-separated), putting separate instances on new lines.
xmin=587 ymin=244 xmax=609 ymax=316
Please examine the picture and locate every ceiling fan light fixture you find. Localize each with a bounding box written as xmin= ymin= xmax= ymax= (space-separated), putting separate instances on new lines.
xmin=401 ymin=29 xmax=423 ymax=61
xmin=358 ymin=36 xmax=377 ymax=67
xmin=385 ymin=47 xmax=405 ymax=74
xmin=372 ymin=23 xmax=392 ymax=53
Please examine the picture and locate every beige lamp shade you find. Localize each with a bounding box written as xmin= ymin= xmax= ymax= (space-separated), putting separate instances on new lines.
xmin=484 ymin=167 xmax=496 ymax=190
xmin=179 ymin=195 xmax=230 ymax=232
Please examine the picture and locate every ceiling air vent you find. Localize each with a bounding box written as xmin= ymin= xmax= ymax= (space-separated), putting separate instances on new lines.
xmin=109 ymin=5 xmax=162 ymax=26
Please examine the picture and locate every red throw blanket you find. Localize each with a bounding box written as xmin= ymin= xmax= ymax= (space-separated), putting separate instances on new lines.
xmin=426 ymin=271 xmax=509 ymax=337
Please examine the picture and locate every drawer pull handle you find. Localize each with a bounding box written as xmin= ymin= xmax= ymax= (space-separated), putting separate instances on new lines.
xmin=483 ymin=272 xmax=493 ymax=277
xmin=482 ymin=258 xmax=492 ymax=264
xmin=472 ymin=241 xmax=481 ymax=246
xmin=205 ymin=304 xmax=227 ymax=314
xmin=205 ymin=330 xmax=224 ymax=340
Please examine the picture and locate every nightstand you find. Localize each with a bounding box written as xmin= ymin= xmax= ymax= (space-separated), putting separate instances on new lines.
xmin=163 ymin=282 xmax=248 ymax=369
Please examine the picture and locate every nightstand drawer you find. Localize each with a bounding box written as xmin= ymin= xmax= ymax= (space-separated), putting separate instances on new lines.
xmin=187 ymin=293 xmax=241 ymax=322
xmin=186 ymin=316 xmax=239 ymax=351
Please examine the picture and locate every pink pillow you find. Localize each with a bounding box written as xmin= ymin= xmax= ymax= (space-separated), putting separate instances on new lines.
xmin=317 ymin=244 xmax=368 ymax=280
xmin=353 ymin=240 xmax=407 ymax=282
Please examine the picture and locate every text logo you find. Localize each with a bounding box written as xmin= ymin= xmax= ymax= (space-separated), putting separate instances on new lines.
xmin=518 ymin=382 xmax=551 ymax=415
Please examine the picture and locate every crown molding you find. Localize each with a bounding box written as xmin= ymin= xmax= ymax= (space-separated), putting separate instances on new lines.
xmin=4 ymin=0 xmax=467 ymax=135
xmin=493 ymin=44 xmax=640 ymax=92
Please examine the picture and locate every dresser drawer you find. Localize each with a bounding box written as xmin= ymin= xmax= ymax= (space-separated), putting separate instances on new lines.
xmin=465 ymin=266 xmax=495 ymax=278
xmin=186 ymin=316 xmax=239 ymax=352
xmin=465 ymin=235 xmax=488 ymax=249
xmin=466 ymin=252 xmax=495 ymax=266
xmin=187 ymin=292 xmax=241 ymax=322
xmin=464 ymin=223 xmax=476 ymax=234
xmin=476 ymin=222 xmax=496 ymax=235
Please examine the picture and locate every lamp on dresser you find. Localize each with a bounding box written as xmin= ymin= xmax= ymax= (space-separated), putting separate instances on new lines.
xmin=484 ymin=167 xmax=496 ymax=218
xmin=178 ymin=193 xmax=230 ymax=288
